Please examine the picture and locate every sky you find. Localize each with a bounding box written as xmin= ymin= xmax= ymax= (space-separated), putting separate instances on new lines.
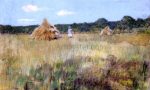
xmin=0 ymin=0 xmax=150 ymax=26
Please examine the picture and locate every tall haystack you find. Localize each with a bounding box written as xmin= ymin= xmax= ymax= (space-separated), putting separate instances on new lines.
xmin=31 ymin=19 xmax=61 ymax=40
xmin=100 ymin=26 xmax=113 ymax=36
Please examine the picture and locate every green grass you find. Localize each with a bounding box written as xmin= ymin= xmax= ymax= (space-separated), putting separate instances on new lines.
xmin=138 ymin=29 xmax=150 ymax=34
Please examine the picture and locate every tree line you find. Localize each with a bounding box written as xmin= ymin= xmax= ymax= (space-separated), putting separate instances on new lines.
xmin=0 ymin=16 xmax=150 ymax=34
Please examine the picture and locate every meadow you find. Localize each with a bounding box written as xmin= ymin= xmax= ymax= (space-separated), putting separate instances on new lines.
xmin=0 ymin=33 xmax=150 ymax=90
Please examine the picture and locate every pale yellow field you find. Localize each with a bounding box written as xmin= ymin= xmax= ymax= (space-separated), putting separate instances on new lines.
xmin=0 ymin=33 xmax=150 ymax=90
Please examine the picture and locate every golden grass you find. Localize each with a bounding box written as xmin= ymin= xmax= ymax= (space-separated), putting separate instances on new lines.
xmin=0 ymin=33 xmax=150 ymax=89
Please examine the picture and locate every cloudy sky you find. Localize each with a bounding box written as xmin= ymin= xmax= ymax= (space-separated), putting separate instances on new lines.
xmin=0 ymin=0 xmax=150 ymax=26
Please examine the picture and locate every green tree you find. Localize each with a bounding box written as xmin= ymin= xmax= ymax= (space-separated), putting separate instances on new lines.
xmin=145 ymin=16 xmax=150 ymax=28
xmin=121 ymin=16 xmax=136 ymax=29
xmin=95 ymin=18 xmax=108 ymax=28
xmin=136 ymin=18 xmax=145 ymax=27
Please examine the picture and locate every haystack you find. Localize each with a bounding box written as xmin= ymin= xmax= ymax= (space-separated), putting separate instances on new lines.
xmin=100 ymin=26 xmax=113 ymax=36
xmin=31 ymin=19 xmax=61 ymax=40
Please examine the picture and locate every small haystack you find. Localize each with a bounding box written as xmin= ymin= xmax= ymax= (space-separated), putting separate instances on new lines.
xmin=31 ymin=19 xmax=61 ymax=40
xmin=100 ymin=26 xmax=113 ymax=36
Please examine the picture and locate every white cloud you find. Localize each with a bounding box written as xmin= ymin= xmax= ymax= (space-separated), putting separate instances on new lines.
xmin=17 ymin=18 xmax=37 ymax=22
xmin=22 ymin=4 xmax=39 ymax=13
xmin=56 ymin=10 xmax=75 ymax=16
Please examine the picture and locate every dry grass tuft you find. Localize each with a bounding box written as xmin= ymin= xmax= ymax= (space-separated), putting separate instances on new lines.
xmin=31 ymin=19 xmax=61 ymax=41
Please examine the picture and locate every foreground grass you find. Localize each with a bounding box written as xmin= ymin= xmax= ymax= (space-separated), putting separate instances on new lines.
xmin=0 ymin=33 xmax=150 ymax=90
